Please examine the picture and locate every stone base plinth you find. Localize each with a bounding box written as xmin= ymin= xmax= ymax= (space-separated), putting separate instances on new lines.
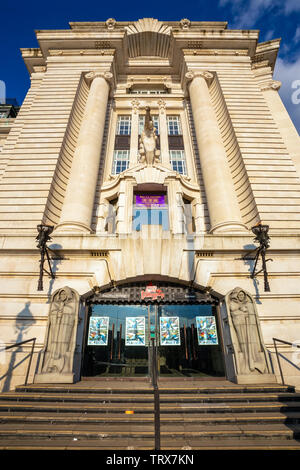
xmin=34 ymin=373 xmax=75 ymax=384
xmin=234 ymin=374 xmax=278 ymax=385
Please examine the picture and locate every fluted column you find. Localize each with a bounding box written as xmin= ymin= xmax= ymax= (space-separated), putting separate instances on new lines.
xmin=56 ymin=71 xmax=113 ymax=233
xmin=186 ymin=70 xmax=247 ymax=233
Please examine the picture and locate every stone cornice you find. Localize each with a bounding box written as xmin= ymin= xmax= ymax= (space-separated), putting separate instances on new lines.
xmin=260 ymin=80 xmax=282 ymax=92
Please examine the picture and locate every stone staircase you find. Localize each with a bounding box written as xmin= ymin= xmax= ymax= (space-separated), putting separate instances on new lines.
xmin=0 ymin=379 xmax=299 ymax=450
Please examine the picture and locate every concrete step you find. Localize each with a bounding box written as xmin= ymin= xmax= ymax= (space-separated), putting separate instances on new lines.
xmin=15 ymin=384 xmax=294 ymax=394
xmin=2 ymin=391 xmax=299 ymax=404
xmin=0 ymin=400 xmax=300 ymax=414
xmin=0 ymin=437 xmax=300 ymax=450
xmin=1 ymin=411 xmax=300 ymax=425
xmin=0 ymin=423 xmax=299 ymax=441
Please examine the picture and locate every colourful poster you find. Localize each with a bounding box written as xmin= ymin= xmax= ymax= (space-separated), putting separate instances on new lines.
xmin=125 ymin=317 xmax=146 ymax=346
xmin=87 ymin=317 xmax=109 ymax=346
xmin=196 ymin=316 xmax=218 ymax=345
xmin=160 ymin=316 xmax=180 ymax=346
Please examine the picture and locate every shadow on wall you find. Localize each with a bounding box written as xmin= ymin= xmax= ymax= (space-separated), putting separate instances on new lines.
xmin=0 ymin=302 xmax=36 ymax=392
xmin=242 ymin=243 xmax=262 ymax=304
xmin=46 ymin=243 xmax=63 ymax=301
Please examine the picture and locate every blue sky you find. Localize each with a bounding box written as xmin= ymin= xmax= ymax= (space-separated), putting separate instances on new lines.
xmin=1 ymin=0 xmax=299 ymax=133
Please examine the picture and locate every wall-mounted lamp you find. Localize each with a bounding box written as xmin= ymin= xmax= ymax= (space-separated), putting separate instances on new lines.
xmin=243 ymin=223 xmax=272 ymax=292
xmin=36 ymin=224 xmax=55 ymax=291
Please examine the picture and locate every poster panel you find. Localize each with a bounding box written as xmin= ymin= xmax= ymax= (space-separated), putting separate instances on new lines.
xmin=87 ymin=317 xmax=109 ymax=346
xmin=196 ymin=316 xmax=218 ymax=345
xmin=160 ymin=316 xmax=180 ymax=346
xmin=125 ymin=317 xmax=146 ymax=346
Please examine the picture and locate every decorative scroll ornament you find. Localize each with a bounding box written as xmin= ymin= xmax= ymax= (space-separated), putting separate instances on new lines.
xmin=84 ymin=71 xmax=113 ymax=86
xmin=261 ymin=80 xmax=282 ymax=92
xmin=185 ymin=70 xmax=214 ymax=85
xmin=180 ymin=18 xmax=191 ymax=30
xmin=105 ymin=18 xmax=116 ymax=30
xmin=139 ymin=106 xmax=160 ymax=166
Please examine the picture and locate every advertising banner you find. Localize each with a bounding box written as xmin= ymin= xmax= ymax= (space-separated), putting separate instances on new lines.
xmin=196 ymin=316 xmax=218 ymax=345
xmin=160 ymin=316 xmax=180 ymax=346
xmin=87 ymin=317 xmax=109 ymax=346
xmin=125 ymin=317 xmax=146 ymax=346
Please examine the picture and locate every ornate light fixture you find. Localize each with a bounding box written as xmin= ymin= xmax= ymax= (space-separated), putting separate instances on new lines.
xmin=36 ymin=224 xmax=55 ymax=291
xmin=243 ymin=223 xmax=272 ymax=292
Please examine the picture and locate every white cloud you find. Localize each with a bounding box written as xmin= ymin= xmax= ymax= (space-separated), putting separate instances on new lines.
xmin=274 ymin=57 xmax=300 ymax=133
xmin=219 ymin=0 xmax=300 ymax=28
xmin=294 ymin=26 xmax=300 ymax=43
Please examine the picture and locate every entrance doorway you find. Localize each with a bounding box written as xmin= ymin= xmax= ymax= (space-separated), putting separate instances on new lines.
xmin=81 ymin=302 xmax=225 ymax=379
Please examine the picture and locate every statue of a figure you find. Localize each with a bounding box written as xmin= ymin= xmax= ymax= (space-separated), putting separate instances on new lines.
xmin=225 ymin=287 xmax=272 ymax=376
xmin=35 ymin=286 xmax=80 ymax=383
xmin=139 ymin=107 xmax=160 ymax=166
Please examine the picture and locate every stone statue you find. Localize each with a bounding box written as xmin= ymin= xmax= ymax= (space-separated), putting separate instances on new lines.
xmin=34 ymin=286 xmax=80 ymax=383
xmin=139 ymin=107 xmax=160 ymax=166
xmin=225 ymin=287 xmax=273 ymax=378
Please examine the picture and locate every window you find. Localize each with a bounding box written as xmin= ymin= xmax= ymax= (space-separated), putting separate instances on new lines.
xmin=169 ymin=150 xmax=187 ymax=175
xmin=133 ymin=192 xmax=169 ymax=231
xmin=138 ymin=115 xmax=159 ymax=135
xmin=117 ymin=115 xmax=131 ymax=135
xmin=167 ymin=116 xmax=182 ymax=135
xmin=112 ymin=150 xmax=130 ymax=174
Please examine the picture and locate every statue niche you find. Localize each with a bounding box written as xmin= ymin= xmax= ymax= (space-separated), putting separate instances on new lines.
xmin=224 ymin=287 xmax=276 ymax=384
xmin=34 ymin=286 xmax=80 ymax=384
xmin=139 ymin=106 xmax=160 ymax=166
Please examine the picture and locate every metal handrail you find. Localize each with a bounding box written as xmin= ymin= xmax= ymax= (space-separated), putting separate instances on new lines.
xmin=1 ymin=338 xmax=36 ymax=386
xmin=273 ymin=337 xmax=300 ymax=386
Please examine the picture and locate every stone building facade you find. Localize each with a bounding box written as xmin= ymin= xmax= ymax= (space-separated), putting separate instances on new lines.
xmin=0 ymin=18 xmax=300 ymax=391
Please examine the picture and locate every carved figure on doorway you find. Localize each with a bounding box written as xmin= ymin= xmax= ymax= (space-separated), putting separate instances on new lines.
xmin=42 ymin=287 xmax=78 ymax=375
xmin=225 ymin=287 xmax=272 ymax=376
xmin=139 ymin=106 xmax=160 ymax=166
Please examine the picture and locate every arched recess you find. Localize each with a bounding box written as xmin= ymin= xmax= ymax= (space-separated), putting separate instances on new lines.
xmin=80 ymin=275 xmax=227 ymax=380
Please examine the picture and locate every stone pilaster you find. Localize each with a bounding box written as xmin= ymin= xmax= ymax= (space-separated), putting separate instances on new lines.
xmin=186 ymin=70 xmax=247 ymax=233
xmin=157 ymin=99 xmax=171 ymax=168
xmin=56 ymin=70 xmax=113 ymax=233
xmin=129 ymin=99 xmax=140 ymax=167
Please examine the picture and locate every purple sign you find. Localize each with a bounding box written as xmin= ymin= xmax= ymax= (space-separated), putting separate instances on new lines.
xmin=136 ymin=194 xmax=165 ymax=208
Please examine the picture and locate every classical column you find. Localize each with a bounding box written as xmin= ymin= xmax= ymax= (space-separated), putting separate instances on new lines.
xmin=158 ymin=99 xmax=171 ymax=168
xmin=261 ymin=80 xmax=300 ymax=179
xmin=186 ymin=70 xmax=247 ymax=233
xmin=56 ymin=71 xmax=113 ymax=233
xmin=129 ymin=99 xmax=140 ymax=167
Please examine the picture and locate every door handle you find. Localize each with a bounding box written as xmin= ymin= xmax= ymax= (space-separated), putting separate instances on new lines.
xmin=183 ymin=324 xmax=188 ymax=360
xmin=118 ymin=323 xmax=122 ymax=360
xmin=110 ymin=323 xmax=114 ymax=360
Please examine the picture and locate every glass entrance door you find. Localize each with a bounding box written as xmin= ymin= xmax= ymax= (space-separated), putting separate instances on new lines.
xmin=81 ymin=303 xmax=225 ymax=378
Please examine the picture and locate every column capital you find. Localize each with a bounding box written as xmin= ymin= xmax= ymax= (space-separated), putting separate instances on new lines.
xmin=260 ymin=80 xmax=281 ymax=92
xmin=157 ymin=98 xmax=166 ymax=114
xmin=84 ymin=70 xmax=114 ymax=87
xmin=185 ymin=70 xmax=214 ymax=86
xmin=131 ymin=98 xmax=140 ymax=114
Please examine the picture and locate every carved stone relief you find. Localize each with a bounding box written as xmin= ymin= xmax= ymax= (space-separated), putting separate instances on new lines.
xmin=224 ymin=287 xmax=276 ymax=384
xmin=34 ymin=286 xmax=81 ymax=383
